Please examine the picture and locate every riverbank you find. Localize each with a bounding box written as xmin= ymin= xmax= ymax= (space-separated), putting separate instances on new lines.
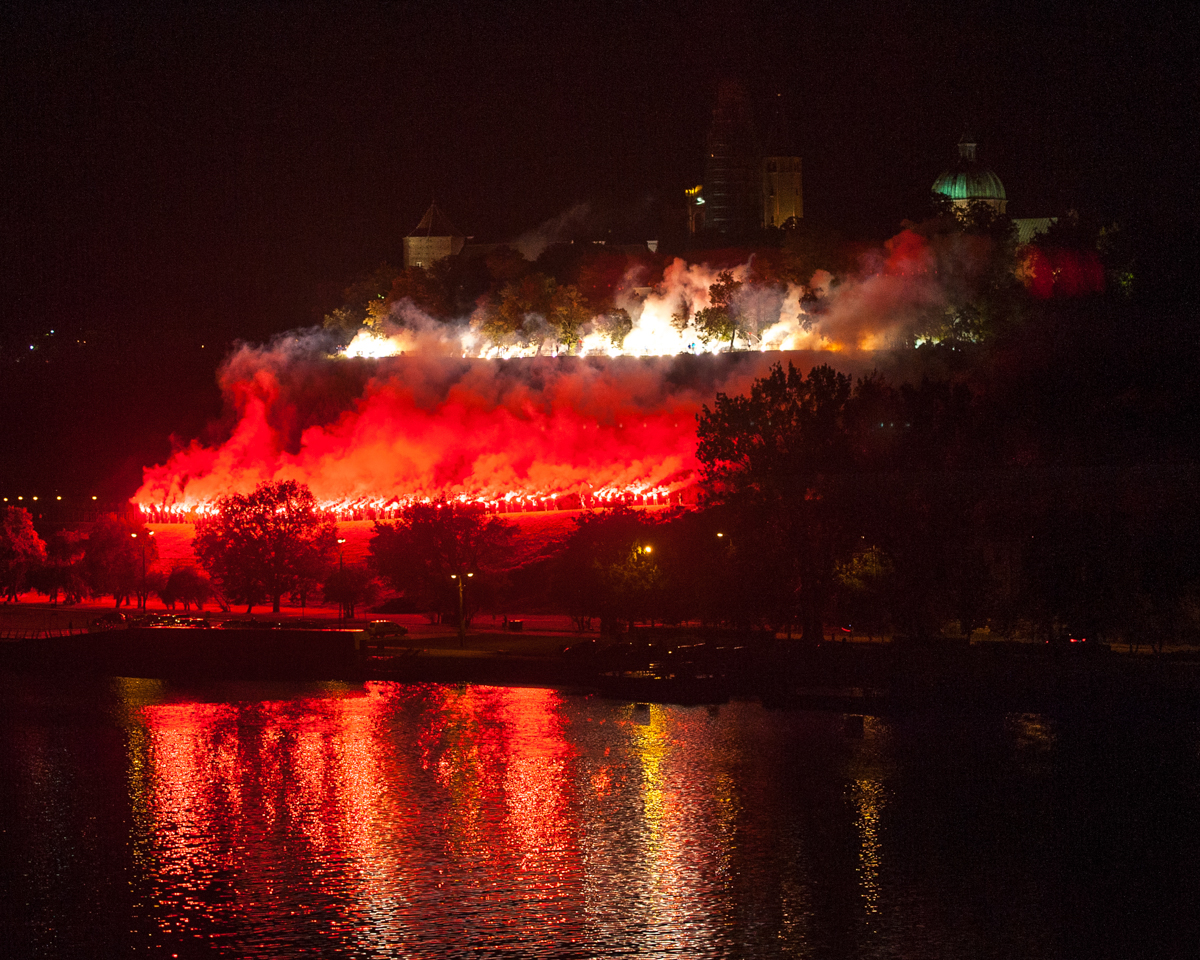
xmin=4 ymin=610 xmax=1200 ymax=715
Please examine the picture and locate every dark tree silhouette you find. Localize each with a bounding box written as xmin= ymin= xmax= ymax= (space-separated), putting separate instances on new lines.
xmin=82 ymin=514 xmax=156 ymax=609
xmin=370 ymin=502 xmax=514 ymax=622
xmin=697 ymin=362 xmax=856 ymax=640
xmin=553 ymin=507 xmax=663 ymax=633
xmin=159 ymin=566 xmax=215 ymax=612
xmin=194 ymin=481 xmax=338 ymax=614
xmin=322 ymin=564 xmax=380 ymax=620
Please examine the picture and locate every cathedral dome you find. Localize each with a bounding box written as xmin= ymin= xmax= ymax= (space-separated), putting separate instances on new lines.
xmin=933 ymin=135 xmax=1007 ymax=211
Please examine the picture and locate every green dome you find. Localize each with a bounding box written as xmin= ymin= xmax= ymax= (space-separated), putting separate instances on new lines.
xmin=933 ymin=136 xmax=1006 ymax=203
xmin=933 ymin=168 xmax=1007 ymax=202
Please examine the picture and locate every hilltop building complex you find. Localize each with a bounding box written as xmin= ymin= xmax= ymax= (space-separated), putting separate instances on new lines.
xmin=690 ymin=83 xmax=803 ymax=236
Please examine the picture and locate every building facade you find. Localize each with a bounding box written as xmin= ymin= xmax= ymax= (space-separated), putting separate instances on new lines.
xmin=762 ymin=155 xmax=803 ymax=227
xmin=403 ymin=202 xmax=465 ymax=269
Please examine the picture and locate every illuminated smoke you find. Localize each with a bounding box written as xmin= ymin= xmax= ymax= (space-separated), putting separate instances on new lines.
xmin=346 ymin=228 xmax=983 ymax=362
xmin=138 ymin=227 xmax=1004 ymax=516
xmin=137 ymin=344 xmax=870 ymax=519
xmin=514 ymin=204 xmax=594 ymax=261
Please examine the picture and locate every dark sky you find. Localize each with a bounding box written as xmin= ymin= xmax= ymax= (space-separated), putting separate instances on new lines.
xmin=1 ymin=0 xmax=1195 ymax=350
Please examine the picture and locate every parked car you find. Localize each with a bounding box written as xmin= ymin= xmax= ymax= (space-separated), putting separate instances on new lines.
xmin=365 ymin=620 xmax=408 ymax=639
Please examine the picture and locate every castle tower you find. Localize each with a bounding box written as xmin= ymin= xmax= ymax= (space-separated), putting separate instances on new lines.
xmin=761 ymin=94 xmax=802 ymax=227
xmin=403 ymin=202 xmax=466 ymax=269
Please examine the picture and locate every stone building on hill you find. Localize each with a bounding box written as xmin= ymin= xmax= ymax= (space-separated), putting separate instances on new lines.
xmin=403 ymin=202 xmax=465 ymax=269
xmin=933 ymin=134 xmax=1054 ymax=243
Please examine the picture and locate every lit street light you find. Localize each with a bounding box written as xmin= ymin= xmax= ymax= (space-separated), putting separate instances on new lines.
xmin=337 ymin=538 xmax=347 ymax=619
xmin=130 ymin=530 xmax=155 ymax=610
xmin=450 ymin=572 xmax=474 ymax=648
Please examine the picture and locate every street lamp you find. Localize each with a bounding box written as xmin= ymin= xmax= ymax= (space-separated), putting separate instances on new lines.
xmin=450 ymin=572 xmax=474 ymax=648
xmin=336 ymin=538 xmax=347 ymax=620
xmin=130 ymin=530 xmax=155 ymax=610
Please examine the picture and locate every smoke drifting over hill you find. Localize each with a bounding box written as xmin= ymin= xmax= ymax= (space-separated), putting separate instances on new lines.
xmin=137 ymin=344 xmax=882 ymax=515
xmin=136 ymin=227 xmax=1029 ymax=515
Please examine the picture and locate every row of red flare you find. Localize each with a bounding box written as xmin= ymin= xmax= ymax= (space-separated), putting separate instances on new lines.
xmin=136 ymin=486 xmax=683 ymax=523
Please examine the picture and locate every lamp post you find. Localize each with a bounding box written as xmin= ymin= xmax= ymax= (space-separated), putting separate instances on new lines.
xmin=130 ymin=530 xmax=155 ymax=610
xmin=336 ymin=538 xmax=347 ymax=620
xmin=450 ymin=572 xmax=474 ymax=648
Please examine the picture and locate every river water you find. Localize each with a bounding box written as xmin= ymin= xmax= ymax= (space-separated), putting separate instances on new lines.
xmin=1 ymin=673 xmax=1196 ymax=959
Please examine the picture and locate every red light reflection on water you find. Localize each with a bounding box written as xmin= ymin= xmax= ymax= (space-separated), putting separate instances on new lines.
xmin=133 ymin=684 xmax=584 ymax=953
xmin=123 ymin=683 xmax=769 ymax=956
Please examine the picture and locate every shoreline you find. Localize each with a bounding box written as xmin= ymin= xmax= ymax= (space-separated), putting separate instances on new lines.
xmin=3 ymin=620 xmax=1199 ymax=715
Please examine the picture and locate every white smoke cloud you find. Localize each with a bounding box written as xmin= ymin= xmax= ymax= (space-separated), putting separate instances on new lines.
xmin=514 ymin=203 xmax=593 ymax=260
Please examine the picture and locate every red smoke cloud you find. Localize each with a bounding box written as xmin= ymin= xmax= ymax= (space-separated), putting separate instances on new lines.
xmin=136 ymin=342 xmax=842 ymax=516
xmin=137 ymin=224 xmax=1026 ymax=516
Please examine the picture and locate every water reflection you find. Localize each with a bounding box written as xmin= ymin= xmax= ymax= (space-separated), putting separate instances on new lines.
xmin=5 ymin=674 xmax=1196 ymax=958
xmin=120 ymin=685 xmax=760 ymax=956
xmin=851 ymin=778 xmax=885 ymax=917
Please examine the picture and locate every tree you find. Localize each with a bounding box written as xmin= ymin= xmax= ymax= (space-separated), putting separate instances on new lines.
xmin=553 ymin=507 xmax=662 ymax=633
xmin=370 ymin=502 xmax=515 ymax=622
xmin=321 ymin=263 xmax=399 ymax=345
xmin=596 ymin=308 xmax=633 ymax=350
xmin=322 ymin=563 xmax=380 ymax=619
xmin=599 ymin=542 xmax=663 ymax=632
xmin=374 ymin=265 xmax=452 ymax=323
xmin=158 ymin=566 xmax=214 ymax=612
xmin=82 ymin=514 xmax=156 ymax=608
xmin=0 ymin=507 xmax=47 ymax=602
xmin=194 ymin=481 xmax=338 ymax=614
xmin=548 ymin=284 xmax=591 ymax=353
xmin=29 ymin=530 xmax=86 ymax=605
xmin=479 ymin=272 xmax=556 ymax=350
xmin=696 ymin=363 xmax=856 ymax=640
xmin=910 ymin=203 xmax=1025 ymax=344
xmin=834 ymin=547 xmax=894 ymax=640
xmin=694 ymin=270 xmax=744 ymax=350
xmin=669 ymin=293 xmax=692 ymax=333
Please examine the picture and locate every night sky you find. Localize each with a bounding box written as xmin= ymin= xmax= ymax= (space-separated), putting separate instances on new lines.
xmin=1 ymin=0 xmax=1194 ymax=499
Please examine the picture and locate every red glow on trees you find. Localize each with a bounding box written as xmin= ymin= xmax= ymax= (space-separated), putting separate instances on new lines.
xmin=1020 ymin=247 xmax=1106 ymax=298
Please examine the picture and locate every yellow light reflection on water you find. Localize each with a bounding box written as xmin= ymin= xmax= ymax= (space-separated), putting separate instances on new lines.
xmin=852 ymin=777 xmax=885 ymax=916
xmin=619 ymin=702 xmax=738 ymax=954
xmin=849 ymin=715 xmax=890 ymax=924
